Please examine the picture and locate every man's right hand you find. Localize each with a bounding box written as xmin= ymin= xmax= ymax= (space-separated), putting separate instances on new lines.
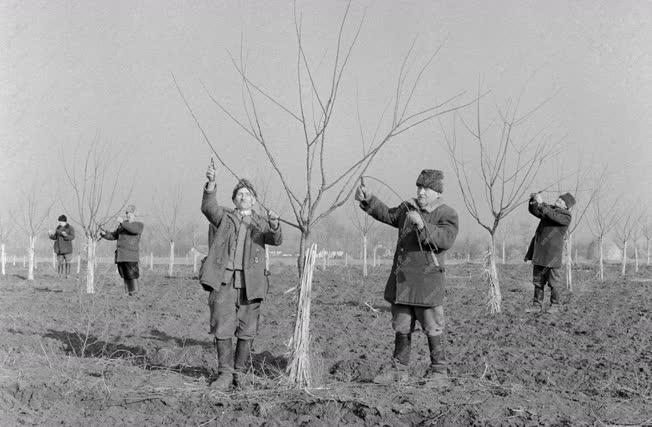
xmin=206 ymin=159 xmax=216 ymax=182
xmin=354 ymin=185 xmax=368 ymax=202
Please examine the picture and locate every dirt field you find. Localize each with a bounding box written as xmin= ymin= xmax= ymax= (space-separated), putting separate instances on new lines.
xmin=1 ymin=261 xmax=650 ymax=426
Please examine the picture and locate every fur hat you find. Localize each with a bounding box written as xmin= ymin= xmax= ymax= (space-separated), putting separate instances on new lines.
xmin=232 ymin=178 xmax=257 ymax=200
xmin=416 ymin=169 xmax=444 ymax=193
xmin=58 ymin=214 xmax=67 ymax=222
xmin=559 ymin=193 xmax=576 ymax=209
xmin=125 ymin=204 xmax=136 ymax=214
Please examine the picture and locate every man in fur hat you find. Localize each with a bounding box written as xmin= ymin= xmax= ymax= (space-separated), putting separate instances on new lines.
xmin=200 ymin=160 xmax=283 ymax=391
xmin=355 ymin=169 xmax=459 ymax=384
xmin=524 ymin=192 xmax=575 ymax=313
xmin=48 ymin=214 xmax=75 ymax=278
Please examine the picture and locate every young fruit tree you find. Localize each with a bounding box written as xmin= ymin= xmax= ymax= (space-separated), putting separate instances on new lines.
xmin=12 ymin=182 xmax=54 ymax=280
xmin=0 ymin=214 xmax=11 ymax=275
xmin=174 ymin=5 xmax=471 ymax=277
xmin=587 ymin=191 xmax=621 ymax=281
xmin=554 ymin=164 xmax=606 ymax=290
xmin=641 ymin=215 xmax=651 ymax=266
xmin=174 ymin=2 xmax=472 ymax=387
xmin=615 ymin=207 xmax=642 ymax=276
xmin=443 ymin=86 xmax=559 ymax=314
xmin=154 ymin=186 xmax=183 ymax=277
xmin=61 ymin=141 xmax=132 ymax=293
xmin=346 ymin=200 xmax=376 ymax=276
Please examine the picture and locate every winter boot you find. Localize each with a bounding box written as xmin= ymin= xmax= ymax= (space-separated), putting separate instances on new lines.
xmin=372 ymin=333 xmax=411 ymax=384
xmin=525 ymin=287 xmax=545 ymax=313
xmin=233 ymin=339 xmax=252 ymax=387
xmin=425 ymin=335 xmax=447 ymax=379
xmin=212 ymin=338 xmax=234 ymax=391
xmin=547 ymin=286 xmax=560 ymax=313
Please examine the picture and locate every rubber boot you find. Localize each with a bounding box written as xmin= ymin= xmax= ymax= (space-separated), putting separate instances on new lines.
xmin=547 ymin=286 xmax=560 ymax=313
xmin=65 ymin=262 xmax=70 ymax=278
xmin=373 ymin=333 xmax=410 ymax=384
xmin=234 ymin=339 xmax=252 ymax=372
xmin=125 ymin=279 xmax=137 ymax=295
xmin=425 ymin=335 xmax=447 ymax=378
xmin=212 ymin=338 xmax=234 ymax=391
xmin=525 ymin=287 xmax=545 ymax=313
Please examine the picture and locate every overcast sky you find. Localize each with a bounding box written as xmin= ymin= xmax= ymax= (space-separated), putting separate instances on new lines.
xmin=2 ymin=0 xmax=651 ymax=244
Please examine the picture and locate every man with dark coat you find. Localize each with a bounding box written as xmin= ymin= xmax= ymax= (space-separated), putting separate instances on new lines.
xmin=355 ymin=169 xmax=459 ymax=384
xmin=100 ymin=204 xmax=144 ymax=296
xmin=48 ymin=214 xmax=75 ymax=277
xmin=524 ymin=192 xmax=574 ymax=313
xmin=200 ymin=160 xmax=283 ymax=391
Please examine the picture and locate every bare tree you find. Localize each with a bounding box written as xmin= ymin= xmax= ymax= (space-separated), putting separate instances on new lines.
xmin=12 ymin=181 xmax=54 ymax=280
xmin=174 ymin=2 xmax=470 ymax=276
xmin=154 ymin=185 xmax=183 ymax=277
xmin=346 ymin=200 xmax=376 ymax=276
xmin=615 ymin=207 xmax=641 ymax=276
xmin=443 ymin=85 xmax=559 ymax=314
xmin=554 ymin=162 xmax=606 ymax=290
xmin=0 ymin=214 xmax=12 ymax=275
xmin=587 ymin=191 xmax=621 ymax=281
xmin=641 ymin=215 xmax=651 ymax=267
xmin=61 ymin=140 xmax=132 ymax=293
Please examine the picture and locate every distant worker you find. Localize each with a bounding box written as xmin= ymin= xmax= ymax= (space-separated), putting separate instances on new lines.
xmin=100 ymin=204 xmax=144 ymax=296
xmin=200 ymin=159 xmax=283 ymax=391
xmin=48 ymin=214 xmax=75 ymax=278
xmin=524 ymin=192 xmax=574 ymax=313
xmin=355 ymin=169 xmax=459 ymax=384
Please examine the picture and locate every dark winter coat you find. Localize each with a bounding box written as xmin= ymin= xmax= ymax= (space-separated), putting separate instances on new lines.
xmin=199 ymin=187 xmax=282 ymax=301
xmin=102 ymin=221 xmax=144 ymax=263
xmin=524 ymin=198 xmax=571 ymax=268
xmin=360 ymin=196 xmax=459 ymax=307
xmin=49 ymin=224 xmax=75 ymax=255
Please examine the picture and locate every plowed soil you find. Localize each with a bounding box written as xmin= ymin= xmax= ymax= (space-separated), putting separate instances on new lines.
xmin=1 ymin=262 xmax=650 ymax=426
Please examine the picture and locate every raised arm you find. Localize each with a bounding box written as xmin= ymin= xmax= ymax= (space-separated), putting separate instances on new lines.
xmin=417 ymin=207 xmax=459 ymax=251
xmin=359 ymin=195 xmax=403 ymax=228
xmin=121 ymin=221 xmax=144 ymax=235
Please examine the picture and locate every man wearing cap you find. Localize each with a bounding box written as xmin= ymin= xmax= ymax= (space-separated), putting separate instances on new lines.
xmin=48 ymin=214 xmax=75 ymax=278
xmin=200 ymin=160 xmax=283 ymax=391
xmin=355 ymin=169 xmax=459 ymax=384
xmin=99 ymin=204 xmax=144 ymax=296
xmin=524 ymin=192 xmax=575 ymax=313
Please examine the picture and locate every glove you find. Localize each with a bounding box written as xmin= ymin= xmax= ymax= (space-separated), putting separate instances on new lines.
xmin=405 ymin=211 xmax=424 ymax=230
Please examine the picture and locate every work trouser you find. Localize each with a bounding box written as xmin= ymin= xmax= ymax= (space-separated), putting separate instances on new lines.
xmin=208 ymin=270 xmax=261 ymax=340
xmin=391 ymin=304 xmax=445 ymax=337
xmin=532 ymin=265 xmax=561 ymax=304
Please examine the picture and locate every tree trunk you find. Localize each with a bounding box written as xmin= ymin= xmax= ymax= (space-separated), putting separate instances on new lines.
xmin=467 ymin=252 xmax=470 ymax=263
xmin=28 ymin=235 xmax=35 ymax=280
xmin=13 ymin=255 xmax=16 ymax=266
xmin=599 ymin=236 xmax=604 ymax=281
xmin=86 ymin=236 xmax=96 ymax=294
xmin=1 ymin=243 xmax=5 ymax=275
xmin=621 ymin=240 xmax=628 ymax=276
xmin=362 ymin=234 xmax=368 ymax=277
xmin=501 ymin=236 xmax=506 ymax=264
xmin=322 ymin=249 xmax=327 ymax=270
xmin=373 ymin=245 xmax=378 ymax=268
xmin=634 ymin=244 xmax=639 ymax=273
xmin=296 ymin=231 xmax=310 ymax=278
xmin=265 ymin=245 xmax=270 ymax=271
xmin=150 ymin=252 xmax=154 ymax=270
xmin=647 ymin=239 xmax=650 ymax=266
xmin=76 ymin=254 xmax=81 ymax=274
xmin=168 ymin=240 xmax=175 ymax=277
xmin=22 ymin=256 xmax=26 ymax=268
xmin=193 ymin=249 xmax=199 ymax=273
xmin=487 ymin=235 xmax=501 ymax=314
xmin=52 ymin=251 xmax=56 ymax=269
xmin=345 ymin=252 xmax=348 ymax=267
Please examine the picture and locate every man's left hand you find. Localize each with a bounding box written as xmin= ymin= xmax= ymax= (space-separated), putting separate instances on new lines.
xmin=405 ymin=211 xmax=424 ymax=230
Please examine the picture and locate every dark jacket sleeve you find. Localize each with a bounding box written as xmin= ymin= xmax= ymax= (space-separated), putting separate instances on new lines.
xmin=201 ymin=186 xmax=226 ymax=228
xmin=417 ymin=206 xmax=459 ymax=251
xmin=102 ymin=228 xmax=119 ymax=241
xmin=49 ymin=232 xmax=57 ymax=241
xmin=263 ymin=221 xmax=283 ymax=246
xmin=121 ymin=221 xmax=144 ymax=235
xmin=359 ymin=195 xmax=402 ymax=228
xmin=63 ymin=225 xmax=75 ymax=241
xmin=538 ymin=205 xmax=571 ymax=226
